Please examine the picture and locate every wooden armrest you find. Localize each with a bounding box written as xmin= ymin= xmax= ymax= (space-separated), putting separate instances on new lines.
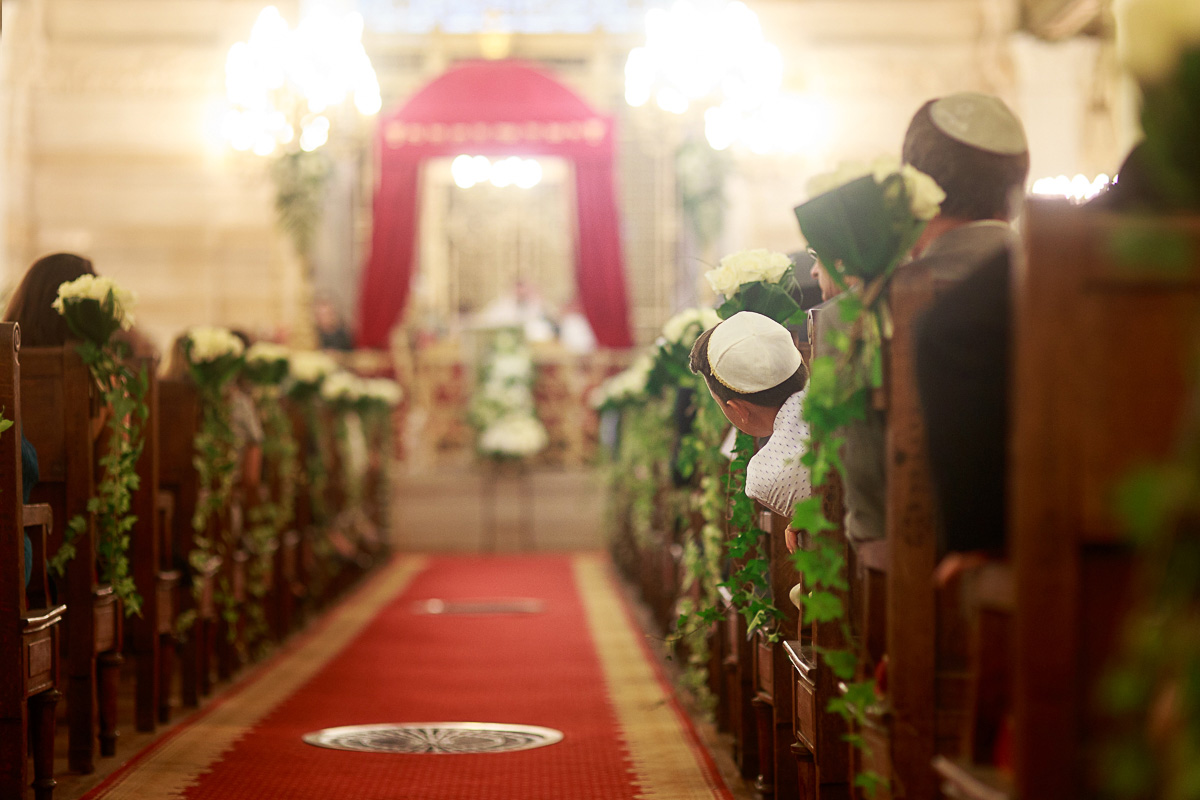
xmin=855 ymin=538 xmax=889 ymax=572
xmin=783 ymin=639 xmax=817 ymax=682
xmin=23 ymin=502 xmax=51 ymax=528
xmin=932 ymin=756 xmax=1013 ymax=800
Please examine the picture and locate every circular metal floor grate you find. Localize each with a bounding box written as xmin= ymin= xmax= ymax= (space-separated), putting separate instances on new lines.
xmin=302 ymin=722 xmax=564 ymax=754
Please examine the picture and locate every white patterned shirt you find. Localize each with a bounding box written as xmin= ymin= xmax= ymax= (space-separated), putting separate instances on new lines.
xmin=746 ymin=391 xmax=811 ymax=517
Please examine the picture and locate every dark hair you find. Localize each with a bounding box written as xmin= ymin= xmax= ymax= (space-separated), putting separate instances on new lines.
xmin=902 ymin=99 xmax=1030 ymax=221
xmin=688 ymin=324 xmax=807 ymax=407
xmin=4 ymin=253 xmax=96 ymax=347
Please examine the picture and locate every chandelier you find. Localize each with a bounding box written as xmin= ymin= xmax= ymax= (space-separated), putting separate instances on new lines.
xmin=222 ymin=5 xmax=382 ymax=157
xmin=624 ymin=0 xmax=827 ymax=155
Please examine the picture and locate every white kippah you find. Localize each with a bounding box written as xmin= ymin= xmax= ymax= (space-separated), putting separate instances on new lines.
xmin=707 ymin=312 xmax=802 ymax=394
xmin=930 ymin=92 xmax=1027 ymax=156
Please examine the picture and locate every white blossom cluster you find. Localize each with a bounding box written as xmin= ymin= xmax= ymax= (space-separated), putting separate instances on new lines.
xmin=805 ymin=156 xmax=944 ymax=222
xmin=478 ymin=414 xmax=549 ymax=458
xmin=187 ymin=326 xmax=244 ymax=363
xmin=52 ymin=275 xmax=137 ymax=329
xmin=704 ymin=249 xmax=793 ymax=298
xmin=245 ymin=341 xmax=290 ymax=365
xmin=660 ymin=307 xmax=722 ymax=345
xmin=362 ymin=378 xmax=403 ymax=406
xmin=1115 ymin=0 xmax=1200 ymax=82
xmin=589 ymin=352 xmax=655 ymax=409
xmin=320 ymin=370 xmax=366 ymax=402
xmin=288 ymin=350 xmax=338 ymax=386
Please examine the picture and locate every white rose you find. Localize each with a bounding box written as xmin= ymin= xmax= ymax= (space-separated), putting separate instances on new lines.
xmin=187 ymin=326 xmax=244 ymax=363
xmin=1115 ymin=0 xmax=1200 ymax=82
xmin=900 ymin=164 xmax=946 ymax=221
xmin=289 ymin=350 xmax=338 ymax=384
xmin=705 ymin=249 xmax=792 ymax=297
xmin=245 ymin=342 xmax=290 ymax=364
xmin=869 ymin=155 xmax=903 ymax=184
xmin=480 ymin=414 xmax=548 ymax=457
xmin=53 ymin=274 xmax=137 ymax=329
xmin=320 ymin=371 xmax=365 ymax=402
xmin=363 ymin=378 xmax=403 ymax=406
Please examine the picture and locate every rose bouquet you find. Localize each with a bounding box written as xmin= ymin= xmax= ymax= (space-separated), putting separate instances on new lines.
xmin=243 ymin=341 xmax=290 ymax=386
xmin=320 ymin=370 xmax=369 ymax=413
xmin=478 ymin=414 xmax=549 ymax=459
xmin=647 ymin=306 xmax=721 ymax=395
xmin=590 ymin=352 xmax=655 ymax=411
xmin=361 ymin=378 xmax=403 ymax=411
xmin=184 ymin=325 xmax=245 ymax=388
xmin=52 ymin=274 xmax=136 ymax=346
xmin=286 ymin=350 xmax=338 ymax=399
xmin=795 ymin=156 xmax=944 ymax=291
xmin=705 ymin=249 xmax=803 ymax=325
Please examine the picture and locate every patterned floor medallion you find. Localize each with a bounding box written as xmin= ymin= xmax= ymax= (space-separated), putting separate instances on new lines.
xmin=302 ymin=722 xmax=564 ymax=754
xmin=412 ymin=597 xmax=545 ymax=615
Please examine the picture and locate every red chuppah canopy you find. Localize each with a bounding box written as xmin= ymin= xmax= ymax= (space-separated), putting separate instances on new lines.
xmin=357 ymin=59 xmax=634 ymax=348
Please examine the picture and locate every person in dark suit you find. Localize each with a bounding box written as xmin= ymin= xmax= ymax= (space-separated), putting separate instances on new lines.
xmin=812 ymin=93 xmax=1030 ymax=547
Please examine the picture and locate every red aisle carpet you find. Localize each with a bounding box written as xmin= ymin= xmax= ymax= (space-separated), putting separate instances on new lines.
xmin=85 ymin=554 xmax=731 ymax=799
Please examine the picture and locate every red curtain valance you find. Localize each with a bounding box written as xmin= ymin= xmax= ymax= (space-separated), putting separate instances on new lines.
xmin=357 ymin=59 xmax=634 ymax=348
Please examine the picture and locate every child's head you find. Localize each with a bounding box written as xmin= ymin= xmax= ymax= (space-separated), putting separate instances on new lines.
xmin=689 ymin=311 xmax=807 ymax=437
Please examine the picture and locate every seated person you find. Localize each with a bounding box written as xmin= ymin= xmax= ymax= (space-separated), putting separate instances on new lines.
xmin=688 ymin=311 xmax=809 ymax=518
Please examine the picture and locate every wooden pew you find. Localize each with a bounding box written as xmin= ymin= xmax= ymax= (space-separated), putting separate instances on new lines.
xmin=0 ymin=323 xmax=67 ymax=800
xmin=158 ymin=379 xmax=221 ymax=707
xmin=1009 ymin=201 xmax=1200 ymax=797
xmin=21 ymin=345 xmax=122 ymax=773
xmin=720 ymin=583 xmax=761 ymax=782
xmin=751 ymin=508 xmax=801 ymax=800
xmin=125 ymin=355 xmax=178 ymax=733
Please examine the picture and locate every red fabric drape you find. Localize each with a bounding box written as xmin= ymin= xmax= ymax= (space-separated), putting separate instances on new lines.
xmin=357 ymin=60 xmax=633 ymax=349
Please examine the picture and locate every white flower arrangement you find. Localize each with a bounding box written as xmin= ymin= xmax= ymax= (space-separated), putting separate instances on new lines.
xmin=590 ymin=353 xmax=655 ymax=409
xmin=805 ymin=156 xmax=945 ymax=223
xmin=288 ymin=350 xmax=338 ymax=385
xmin=704 ymin=249 xmax=793 ymax=298
xmin=245 ymin=341 xmax=290 ymax=364
xmin=52 ymin=274 xmax=138 ymax=329
xmin=661 ymin=307 xmax=722 ymax=345
xmin=489 ymin=352 xmax=534 ymax=384
xmin=362 ymin=378 xmax=403 ymax=406
xmin=320 ymin=370 xmax=366 ymax=403
xmin=187 ymin=326 xmax=244 ymax=363
xmin=478 ymin=414 xmax=548 ymax=458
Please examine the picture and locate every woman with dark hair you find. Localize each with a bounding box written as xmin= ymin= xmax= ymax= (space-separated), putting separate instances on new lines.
xmin=4 ymin=252 xmax=96 ymax=347
xmin=0 ymin=253 xmax=89 ymax=587
xmin=689 ymin=311 xmax=809 ymax=530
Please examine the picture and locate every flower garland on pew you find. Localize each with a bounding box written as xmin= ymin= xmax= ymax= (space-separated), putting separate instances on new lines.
xmin=181 ymin=326 xmax=246 ymax=640
xmin=789 ymin=158 xmax=944 ymax=797
xmin=285 ymin=350 xmax=339 ymax=597
xmin=241 ymin=342 xmax=297 ymax=656
xmin=48 ymin=275 xmax=148 ymax=616
xmin=286 ymin=350 xmax=338 ymax=525
xmin=359 ymin=377 xmax=402 ymax=530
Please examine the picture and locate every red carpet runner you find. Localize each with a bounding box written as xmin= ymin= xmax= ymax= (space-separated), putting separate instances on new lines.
xmin=85 ymin=554 xmax=731 ymax=799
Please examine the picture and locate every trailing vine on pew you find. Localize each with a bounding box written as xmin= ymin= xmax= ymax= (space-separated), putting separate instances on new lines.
xmin=48 ymin=276 xmax=148 ymax=616
xmin=182 ymin=327 xmax=246 ymax=639
xmin=243 ymin=342 xmax=298 ymax=655
xmin=786 ymin=158 xmax=945 ymax=797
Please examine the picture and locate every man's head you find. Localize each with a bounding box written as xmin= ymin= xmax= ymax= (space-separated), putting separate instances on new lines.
xmin=689 ymin=312 xmax=807 ymax=437
xmin=902 ymin=93 xmax=1030 ymax=223
xmin=810 ymin=256 xmax=842 ymax=303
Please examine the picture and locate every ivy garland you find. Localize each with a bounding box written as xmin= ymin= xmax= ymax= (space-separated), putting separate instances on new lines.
xmin=49 ymin=338 xmax=149 ymax=617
